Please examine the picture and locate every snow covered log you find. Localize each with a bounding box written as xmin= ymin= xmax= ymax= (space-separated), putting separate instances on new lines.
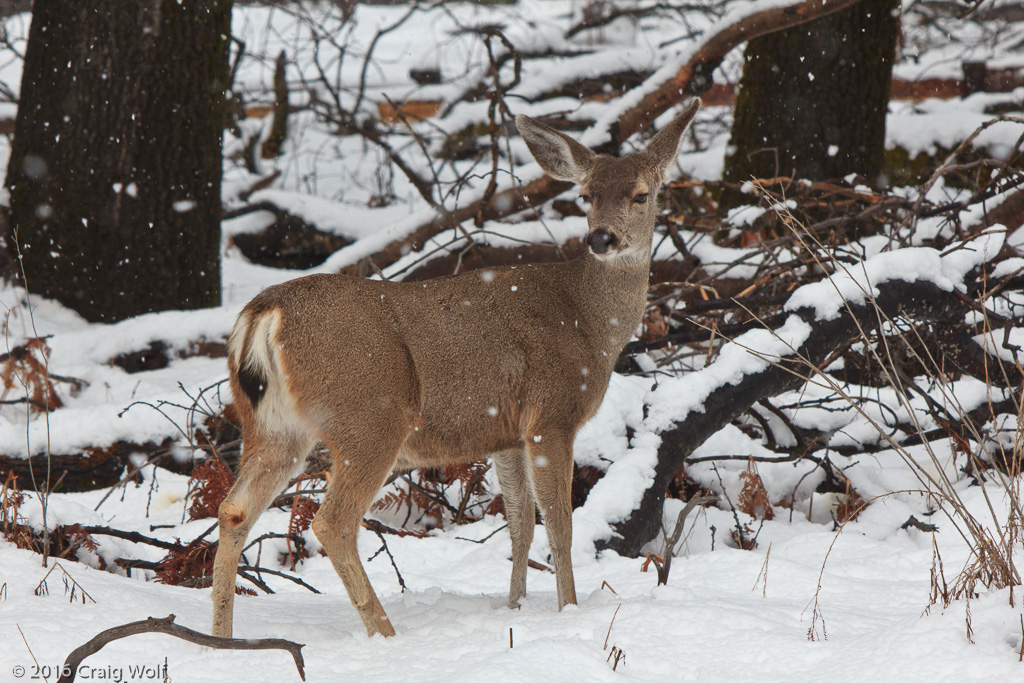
xmin=597 ymin=238 xmax=1015 ymax=556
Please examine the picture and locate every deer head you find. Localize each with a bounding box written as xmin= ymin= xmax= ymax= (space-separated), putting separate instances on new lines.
xmin=516 ymin=99 xmax=700 ymax=267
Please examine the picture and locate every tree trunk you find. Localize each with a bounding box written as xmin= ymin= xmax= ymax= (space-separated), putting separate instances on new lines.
xmin=5 ymin=0 xmax=231 ymax=322
xmin=723 ymin=0 xmax=899 ymax=193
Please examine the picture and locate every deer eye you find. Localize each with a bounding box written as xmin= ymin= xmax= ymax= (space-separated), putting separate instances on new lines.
xmin=578 ymin=194 xmax=590 ymax=204
xmin=633 ymin=193 xmax=648 ymax=204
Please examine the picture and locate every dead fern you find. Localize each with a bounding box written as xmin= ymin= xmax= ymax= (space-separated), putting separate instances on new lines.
xmin=483 ymin=493 xmax=505 ymax=517
xmin=371 ymin=490 xmax=408 ymax=517
xmin=155 ymin=540 xmax=216 ymax=588
xmin=737 ymin=461 xmax=774 ymax=521
xmin=57 ymin=523 xmax=104 ymax=568
xmin=378 ymin=463 xmax=492 ymax=530
xmin=1 ymin=471 xmax=34 ymax=550
xmin=283 ymin=494 xmax=319 ymax=570
xmin=834 ymin=479 xmax=866 ymax=524
xmin=187 ymin=459 xmax=235 ymax=521
xmin=0 ymin=337 xmax=63 ymax=414
xmin=730 ymin=523 xmax=759 ymax=550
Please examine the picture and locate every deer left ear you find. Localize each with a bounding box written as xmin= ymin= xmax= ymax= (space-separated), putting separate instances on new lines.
xmin=645 ymin=98 xmax=701 ymax=179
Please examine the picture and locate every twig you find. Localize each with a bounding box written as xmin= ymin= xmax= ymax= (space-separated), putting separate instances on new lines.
xmin=34 ymin=562 xmax=95 ymax=604
xmin=239 ymin=565 xmax=319 ymax=593
xmin=368 ymin=528 xmax=406 ymax=593
xmin=752 ymin=543 xmax=772 ymax=597
xmin=17 ymin=624 xmax=46 ymax=683
xmin=603 ymin=604 xmax=622 ymax=650
xmin=649 ymin=493 xmax=716 ymax=585
xmin=455 ymin=522 xmax=508 ymax=544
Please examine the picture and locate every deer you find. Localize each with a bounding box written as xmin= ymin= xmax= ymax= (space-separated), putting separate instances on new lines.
xmin=210 ymin=99 xmax=700 ymax=638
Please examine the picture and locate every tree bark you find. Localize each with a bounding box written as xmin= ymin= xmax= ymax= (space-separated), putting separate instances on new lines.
xmin=6 ymin=1 xmax=231 ymax=322
xmin=722 ymin=0 xmax=899 ymax=195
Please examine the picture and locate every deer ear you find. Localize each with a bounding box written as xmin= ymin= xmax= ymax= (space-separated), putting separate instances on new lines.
xmin=516 ymin=115 xmax=596 ymax=183
xmin=645 ymin=98 xmax=701 ymax=178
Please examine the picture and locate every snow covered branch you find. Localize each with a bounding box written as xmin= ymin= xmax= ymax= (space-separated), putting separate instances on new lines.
xmin=596 ymin=237 xmax=1012 ymax=556
xmin=328 ymin=0 xmax=869 ymax=276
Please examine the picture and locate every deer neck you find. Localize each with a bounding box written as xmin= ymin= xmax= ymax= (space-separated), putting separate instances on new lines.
xmin=566 ymin=249 xmax=651 ymax=355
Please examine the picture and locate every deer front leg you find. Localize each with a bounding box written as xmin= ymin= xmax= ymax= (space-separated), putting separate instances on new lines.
xmin=492 ymin=448 xmax=536 ymax=608
xmin=527 ymin=431 xmax=577 ymax=610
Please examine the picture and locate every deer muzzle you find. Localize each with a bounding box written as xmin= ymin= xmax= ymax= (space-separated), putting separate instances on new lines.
xmin=587 ymin=229 xmax=618 ymax=255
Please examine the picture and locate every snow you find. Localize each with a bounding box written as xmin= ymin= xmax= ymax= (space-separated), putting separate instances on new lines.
xmin=887 ymin=94 xmax=1024 ymax=158
xmin=1 ymin=2 xmax=1023 ymax=680
xmin=784 ymin=232 xmax=1005 ymax=321
xmin=3 ymin=469 xmax=1022 ymax=682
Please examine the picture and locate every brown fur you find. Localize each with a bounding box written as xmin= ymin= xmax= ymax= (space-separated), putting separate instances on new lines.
xmin=210 ymin=100 xmax=701 ymax=638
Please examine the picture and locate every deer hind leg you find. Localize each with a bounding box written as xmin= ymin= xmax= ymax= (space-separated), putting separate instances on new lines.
xmin=493 ymin=447 xmax=536 ymax=608
xmin=312 ymin=434 xmax=403 ymax=638
xmin=211 ymin=429 xmax=314 ymax=638
xmin=527 ymin=430 xmax=577 ymax=610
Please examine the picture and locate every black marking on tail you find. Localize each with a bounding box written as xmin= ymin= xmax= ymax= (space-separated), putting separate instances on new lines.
xmin=238 ymin=362 xmax=267 ymax=411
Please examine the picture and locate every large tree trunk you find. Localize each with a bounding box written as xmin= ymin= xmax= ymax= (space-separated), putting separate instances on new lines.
xmin=5 ymin=0 xmax=231 ymax=323
xmin=723 ymin=0 xmax=898 ymax=192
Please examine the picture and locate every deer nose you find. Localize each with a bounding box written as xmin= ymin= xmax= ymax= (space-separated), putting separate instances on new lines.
xmin=588 ymin=230 xmax=618 ymax=255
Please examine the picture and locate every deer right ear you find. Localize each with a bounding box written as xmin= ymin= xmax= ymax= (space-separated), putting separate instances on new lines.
xmin=516 ymin=115 xmax=595 ymax=184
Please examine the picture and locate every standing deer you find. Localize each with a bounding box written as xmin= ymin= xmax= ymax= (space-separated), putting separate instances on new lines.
xmin=210 ymin=99 xmax=700 ymax=638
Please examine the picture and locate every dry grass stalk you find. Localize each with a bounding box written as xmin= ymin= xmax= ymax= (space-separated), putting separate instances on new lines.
xmin=758 ymin=186 xmax=1022 ymax=631
xmin=34 ymin=561 xmax=96 ymax=604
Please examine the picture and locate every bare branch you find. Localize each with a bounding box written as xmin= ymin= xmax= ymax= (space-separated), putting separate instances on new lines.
xmin=56 ymin=614 xmax=305 ymax=682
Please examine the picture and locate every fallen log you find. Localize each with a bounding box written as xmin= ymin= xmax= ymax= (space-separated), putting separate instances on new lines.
xmin=0 ymin=439 xmax=176 ymax=492
xmin=339 ymin=175 xmax=573 ymax=277
xmin=601 ymin=274 xmax=1017 ymax=557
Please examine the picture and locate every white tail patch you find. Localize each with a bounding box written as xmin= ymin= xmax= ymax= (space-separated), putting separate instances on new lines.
xmin=237 ymin=308 xmax=304 ymax=434
xmin=247 ymin=309 xmax=281 ymax=381
xmin=226 ymin=310 xmax=250 ymax=371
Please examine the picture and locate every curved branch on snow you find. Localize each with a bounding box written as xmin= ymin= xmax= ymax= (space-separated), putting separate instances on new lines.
xmin=56 ymin=614 xmax=305 ymax=682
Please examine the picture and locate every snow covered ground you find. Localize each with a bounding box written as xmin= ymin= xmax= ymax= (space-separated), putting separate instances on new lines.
xmin=1 ymin=1 xmax=1024 ymax=681
xmin=2 ymin=468 xmax=1022 ymax=682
